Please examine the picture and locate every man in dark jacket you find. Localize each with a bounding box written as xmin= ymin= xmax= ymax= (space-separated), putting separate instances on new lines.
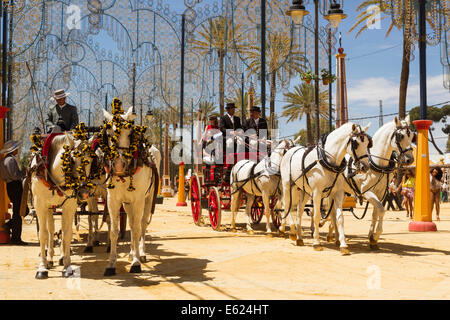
xmin=0 ymin=140 xmax=29 ymax=245
xmin=243 ymin=106 xmax=268 ymax=156
xmin=220 ymin=103 xmax=243 ymax=154
xmin=45 ymin=89 xmax=79 ymax=133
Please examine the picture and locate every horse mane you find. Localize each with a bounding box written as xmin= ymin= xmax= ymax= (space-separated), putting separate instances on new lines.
xmin=372 ymin=119 xmax=395 ymax=142
xmin=49 ymin=134 xmax=68 ymax=165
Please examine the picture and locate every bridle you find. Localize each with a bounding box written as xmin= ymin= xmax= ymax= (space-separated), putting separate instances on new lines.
xmin=390 ymin=124 xmax=416 ymax=157
xmin=345 ymin=126 xmax=372 ymax=169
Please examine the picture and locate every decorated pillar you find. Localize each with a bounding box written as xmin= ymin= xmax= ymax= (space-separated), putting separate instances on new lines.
xmin=409 ymin=120 xmax=437 ymax=232
xmin=161 ymin=122 xmax=173 ymax=197
xmin=0 ymin=106 xmax=10 ymax=243
xmin=176 ymin=162 xmax=187 ymax=206
xmin=335 ymin=46 xmax=348 ymax=128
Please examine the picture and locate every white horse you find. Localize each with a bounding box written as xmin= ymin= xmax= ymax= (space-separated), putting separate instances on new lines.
xmin=101 ymin=107 xmax=159 ymax=276
xmin=325 ymin=116 xmax=415 ymax=249
xmin=84 ymin=144 xmax=160 ymax=255
xmin=229 ymin=139 xmax=295 ymax=234
xmin=30 ymin=132 xmax=94 ymax=279
xmin=279 ymin=122 xmax=371 ymax=255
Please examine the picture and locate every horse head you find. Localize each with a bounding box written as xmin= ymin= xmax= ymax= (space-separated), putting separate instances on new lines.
xmin=347 ymin=122 xmax=372 ymax=173
xmin=392 ymin=115 xmax=415 ymax=166
xmin=101 ymin=106 xmax=136 ymax=176
xmin=63 ymin=131 xmax=96 ymax=203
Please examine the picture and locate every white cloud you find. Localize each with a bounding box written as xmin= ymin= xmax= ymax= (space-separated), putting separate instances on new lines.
xmin=347 ymin=74 xmax=449 ymax=108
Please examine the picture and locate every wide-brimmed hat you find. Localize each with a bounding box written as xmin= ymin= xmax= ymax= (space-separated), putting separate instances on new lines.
xmin=250 ymin=106 xmax=261 ymax=113
xmin=0 ymin=140 xmax=20 ymax=155
xmin=226 ymin=102 xmax=236 ymax=110
xmin=50 ymin=89 xmax=70 ymax=101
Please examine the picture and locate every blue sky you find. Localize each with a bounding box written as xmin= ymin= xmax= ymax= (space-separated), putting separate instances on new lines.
xmin=166 ymin=0 xmax=449 ymax=152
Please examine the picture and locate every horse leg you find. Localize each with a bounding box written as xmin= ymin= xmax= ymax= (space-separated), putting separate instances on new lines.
xmin=129 ymin=203 xmax=144 ymax=273
xmin=288 ymin=189 xmax=300 ymax=241
xmin=139 ymin=196 xmax=153 ymax=263
xmin=294 ymin=193 xmax=307 ymax=246
xmin=328 ymin=209 xmax=338 ymax=245
xmin=367 ymin=194 xmax=384 ymax=250
xmin=279 ymin=181 xmax=292 ymax=236
xmin=333 ymin=191 xmax=350 ymax=255
xmin=312 ymin=191 xmax=323 ymax=251
xmin=262 ymin=192 xmax=272 ymax=234
xmin=84 ymin=197 xmax=95 ymax=253
xmin=230 ymin=189 xmax=241 ymax=233
xmin=35 ymin=202 xmax=49 ymax=279
xmin=46 ymin=211 xmax=55 ymax=268
xmin=245 ymin=194 xmax=255 ymax=234
xmin=104 ymin=199 xmax=120 ymax=276
xmin=61 ymin=203 xmax=77 ymax=277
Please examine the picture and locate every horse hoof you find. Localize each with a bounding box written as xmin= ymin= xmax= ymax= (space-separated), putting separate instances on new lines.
xmin=140 ymin=256 xmax=147 ymax=263
xmin=104 ymin=268 xmax=116 ymax=276
xmin=313 ymin=245 xmax=323 ymax=251
xmin=231 ymin=228 xmax=237 ymax=233
xmin=369 ymin=243 xmax=379 ymax=250
xmin=94 ymin=240 xmax=100 ymax=247
xmin=129 ymin=265 xmax=142 ymax=273
xmin=289 ymin=234 xmax=297 ymax=241
xmin=278 ymin=231 xmax=285 ymax=237
xmin=340 ymin=247 xmax=351 ymax=255
xmin=47 ymin=261 xmax=54 ymax=269
xmin=335 ymin=240 xmax=340 ymax=247
xmin=62 ymin=269 xmax=73 ymax=278
xmin=327 ymin=236 xmax=334 ymax=243
xmin=59 ymin=258 xmax=64 ymax=266
xmin=84 ymin=246 xmax=93 ymax=253
xmin=296 ymin=239 xmax=304 ymax=246
xmin=247 ymin=230 xmax=254 ymax=235
xmin=35 ymin=271 xmax=48 ymax=279
xmin=106 ymin=246 xmax=111 ymax=253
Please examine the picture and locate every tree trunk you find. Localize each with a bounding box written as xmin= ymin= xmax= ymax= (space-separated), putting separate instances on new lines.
xmin=306 ymin=111 xmax=312 ymax=145
xmin=398 ymin=38 xmax=411 ymax=120
xmin=219 ymin=50 xmax=224 ymax=116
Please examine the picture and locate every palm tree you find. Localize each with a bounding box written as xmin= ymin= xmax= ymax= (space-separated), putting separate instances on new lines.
xmin=282 ymin=83 xmax=329 ymax=145
xmin=191 ymin=17 xmax=245 ymax=116
xmin=244 ymin=31 xmax=305 ymax=130
xmin=225 ymin=88 xmax=261 ymax=119
xmin=349 ymin=0 xmax=440 ymax=119
xmin=197 ymin=100 xmax=218 ymax=127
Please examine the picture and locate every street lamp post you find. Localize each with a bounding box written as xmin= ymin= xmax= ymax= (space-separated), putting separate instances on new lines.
xmin=287 ymin=0 xmax=346 ymax=141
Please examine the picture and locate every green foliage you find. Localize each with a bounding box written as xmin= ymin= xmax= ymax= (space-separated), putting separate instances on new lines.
xmin=409 ymin=104 xmax=450 ymax=136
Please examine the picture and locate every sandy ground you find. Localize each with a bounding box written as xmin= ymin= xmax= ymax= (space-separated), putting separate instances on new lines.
xmin=0 ymin=197 xmax=449 ymax=300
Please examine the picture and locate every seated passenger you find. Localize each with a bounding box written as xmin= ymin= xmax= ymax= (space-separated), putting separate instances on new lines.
xmin=200 ymin=115 xmax=223 ymax=164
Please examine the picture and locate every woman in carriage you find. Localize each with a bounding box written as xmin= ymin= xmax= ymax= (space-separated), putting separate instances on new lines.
xmin=200 ymin=115 xmax=224 ymax=164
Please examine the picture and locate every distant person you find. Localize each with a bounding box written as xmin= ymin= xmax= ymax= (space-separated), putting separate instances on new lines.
xmin=401 ymin=170 xmax=415 ymax=219
xmin=442 ymin=181 xmax=448 ymax=202
xmin=383 ymin=177 xmax=399 ymax=211
xmin=0 ymin=140 xmax=29 ymax=245
xmin=430 ymin=168 xmax=443 ymax=221
xmin=45 ymin=89 xmax=79 ymax=133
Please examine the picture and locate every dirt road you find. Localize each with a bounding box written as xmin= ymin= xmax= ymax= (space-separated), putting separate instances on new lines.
xmin=1 ymin=198 xmax=449 ymax=300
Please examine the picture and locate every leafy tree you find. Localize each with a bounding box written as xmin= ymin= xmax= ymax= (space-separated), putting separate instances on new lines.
xmin=282 ymin=83 xmax=329 ymax=145
xmin=191 ymin=18 xmax=245 ymax=116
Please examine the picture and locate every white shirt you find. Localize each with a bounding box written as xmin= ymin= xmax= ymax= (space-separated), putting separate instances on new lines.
xmin=254 ymin=118 xmax=259 ymax=126
xmin=227 ymin=113 xmax=234 ymax=124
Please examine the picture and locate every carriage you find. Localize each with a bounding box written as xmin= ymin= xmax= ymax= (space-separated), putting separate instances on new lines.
xmin=189 ymin=151 xmax=281 ymax=231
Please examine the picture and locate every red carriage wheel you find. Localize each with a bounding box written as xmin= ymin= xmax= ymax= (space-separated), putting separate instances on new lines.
xmin=250 ymin=196 xmax=264 ymax=225
xmin=190 ymin=174 xmax=202 ymax=226
xmin=220 ymin=186 xmax=231 ymax=210
xmin=269 ymin=196 xmax=281 ymax=229
xmin=208 ymin=187 xmax=222 ymax=231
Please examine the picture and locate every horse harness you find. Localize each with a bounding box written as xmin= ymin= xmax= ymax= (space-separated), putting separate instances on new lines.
xmin=284 ymin=129 xmax=369 ymax=217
